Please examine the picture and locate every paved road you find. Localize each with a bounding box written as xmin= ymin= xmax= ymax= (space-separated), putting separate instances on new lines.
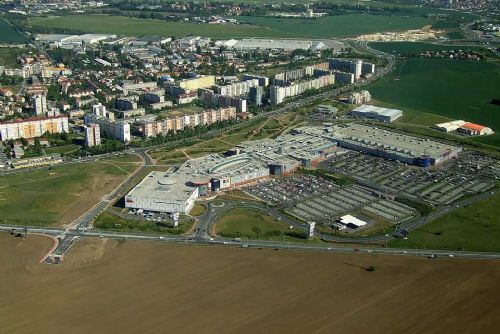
xmin=2 ymin=224 xmax=499 ymax=260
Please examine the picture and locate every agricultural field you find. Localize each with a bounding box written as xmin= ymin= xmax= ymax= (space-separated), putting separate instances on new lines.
xmin=0 ymin=155 xmax=140 ymax=226
xmin=240 ymin=14 xmax=434 ymax=38
xmin=28 ymin=15 xmax=290 ymax=39
xmin=26 ymin=12 xmax=464 ymax=39
xmin=366 ymin=59 xmax=500 ymax=147
xmin=368 ymin=41 xmax=485 ymax=55
xmin=0 ymin=18 xmax=27 ymax=44
xmin=1 ymin=234 xmax=500 ymax=334
xmin=389 ymin=193 xmax=500 ymax=253
xmin=214 ymin=207 xmax=307 ymax=241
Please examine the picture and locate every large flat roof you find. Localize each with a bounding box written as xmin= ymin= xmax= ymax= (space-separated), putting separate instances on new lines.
xmin=353 ymin=104 xmax=402 ymax=117
xmin=127 ymin=171 xmax=195 ymax=202
xmin=335 ymin=123 xmax=460 ymax=159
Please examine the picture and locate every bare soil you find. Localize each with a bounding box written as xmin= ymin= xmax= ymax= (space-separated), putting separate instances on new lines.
xmin=1 ymin=233 xmax=499 ymax=334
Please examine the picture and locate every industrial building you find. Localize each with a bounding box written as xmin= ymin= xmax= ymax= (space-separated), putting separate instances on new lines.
xmin=351 ymin=104 xmax=403 ymax=123
xmin=217 ymin=38 xmax=344 ymax=52
xmin=433 ymin=120 xmax=494 ymax=136
xmin=457 ymin=123 xmax=494 ymax=136
xmin=334 ymin=123 xmax=462 ymax=166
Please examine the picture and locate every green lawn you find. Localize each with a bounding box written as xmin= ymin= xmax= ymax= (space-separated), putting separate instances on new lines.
xmin=240 ymin=14 xmax=433 ymax=38
xmin=29 ymin=15 xmax=289 ymax=39
xmin=189 ymin=203 xmax=206 ymax=216
xmin=0 ymin=18 xmax=27 ymax=44
xmin=44 ymin=144 xmax=80 ymax=155
xmin=0 ymin=47 xmax=22 ymax=68
xmin=0 ymin=156 xmax=139 ymax=226
xmin=389 ymin=193 xmax=500 ymax=252
xmin=94 ymin=211 xmax=194 ymax=235
xmin=215 ymin=207 xmax=306 ymax=240
xmin=102 ymin=153 xmax=143 ymax=164
xmin=366 ymin=59 xmax=500 ymax=147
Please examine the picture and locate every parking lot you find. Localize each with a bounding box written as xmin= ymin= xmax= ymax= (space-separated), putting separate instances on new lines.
xmin=322 ymin=151 xmax=499 ymax=205
xmin=245 ymin=174 xmax=415 ymax=232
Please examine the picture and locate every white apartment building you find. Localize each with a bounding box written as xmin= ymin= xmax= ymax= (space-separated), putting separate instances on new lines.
xmin=0 ymin=116 xmax=69 ymax=141
xmin=85 ymin=123 xmax=101 ymax=147
xmin=32 ymin=94 xmax=48 ymax=115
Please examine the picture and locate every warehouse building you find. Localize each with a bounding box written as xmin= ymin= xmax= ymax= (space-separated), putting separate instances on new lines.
xmin=457 ymin=123 xmax=495 ymax=136
xmin=351 ymin=104 xmax=403 ymax=123
xmin=433 ymin=120 xmax=466 ymax=132
xmin=334 ymin=124 xmax=462 ymax=166
xmin=434 ymin=120 xmax=494 ymax=136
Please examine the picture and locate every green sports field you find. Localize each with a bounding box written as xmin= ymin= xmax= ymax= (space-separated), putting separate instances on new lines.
xmin=366 ymin=59 xmax=500 ymax=147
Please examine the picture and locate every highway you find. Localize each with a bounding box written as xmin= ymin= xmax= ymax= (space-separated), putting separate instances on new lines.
xmin=3 ymin=224 xmax=500 ymax=261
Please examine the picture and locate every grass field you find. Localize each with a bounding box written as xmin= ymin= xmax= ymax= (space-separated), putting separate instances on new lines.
xmin=0 ymin=18 xmax=27 ymax=44
xmin=29 ymin=13 xmax=438 ymax=39
xmin=189 ymin=203 xmax=206 ymax=216
xmin=368 ymin=41 xmax=485 ymax=55
xmin=389 ymin=193 xmax=500 ymax=252
xmin=0 ymin=47 xmax=21 ymax=68
xmin=239 ymin=15 xmax=433 ymax=38
xmin=94 ymin=211 xmax=194 ymax=235
xmin=0 ymin=156 xmax=140 ymax=226
xmin=29 ymin=15 xmax=289 ymax=39
xmin=1 ymin=234 xmax=499 ymax=334
xmin=215 ymin=207 xmax=307 ymax=240
xmin=43 ymin=144 xmax=80 ymax=155
xmin=366 ymin=59 xmax=500 ymax=147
